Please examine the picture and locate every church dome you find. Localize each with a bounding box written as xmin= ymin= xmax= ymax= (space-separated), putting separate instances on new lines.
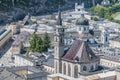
xmin=75 ymin=14 xmax=89 ymax=25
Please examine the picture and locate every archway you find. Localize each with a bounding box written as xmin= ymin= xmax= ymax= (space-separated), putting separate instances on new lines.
xmin=74 ymin=65 xmax=78 ymax=78
xmin=63 ymin=63 xmax=66 ymax=75
xmin=68 ymin=64 xmax=71 ymax=76
xmin=83 ymin=66 xmax=87 ymax=71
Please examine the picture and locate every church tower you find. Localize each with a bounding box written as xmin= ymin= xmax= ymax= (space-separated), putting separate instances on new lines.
xmin=54 ymin=10 xmax=64 ymax=73
xmin=101 ymin=28 xmax=109 ymax=46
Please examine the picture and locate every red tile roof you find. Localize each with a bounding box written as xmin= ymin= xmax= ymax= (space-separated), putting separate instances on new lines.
xmin=63 ymin=40 xmax=99 ymax=62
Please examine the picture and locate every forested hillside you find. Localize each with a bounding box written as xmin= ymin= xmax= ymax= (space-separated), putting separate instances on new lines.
xmin=90 ymin=4 xmax=120 ymax=24
xmin=0 ymin=0 xmax=102 ymax=24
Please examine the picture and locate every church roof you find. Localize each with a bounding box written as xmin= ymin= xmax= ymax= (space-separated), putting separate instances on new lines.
xmin=63 ymin=40 xmax=99 ymax=62
xmin=75 ymin=14 xmax=89 ymax=25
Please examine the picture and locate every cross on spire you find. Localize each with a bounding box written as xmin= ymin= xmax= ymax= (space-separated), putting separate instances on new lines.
xmin=57 ymin=0 xmax=62 ymax=26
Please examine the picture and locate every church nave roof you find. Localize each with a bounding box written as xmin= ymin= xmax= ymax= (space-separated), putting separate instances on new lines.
xmin=63 ymin=40 xmax=99 ymax=62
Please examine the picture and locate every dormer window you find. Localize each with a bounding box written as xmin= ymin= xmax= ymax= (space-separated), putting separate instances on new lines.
xmin=90 ymin=65 xmax=94 ymax=71
xmin=75 ymin=56 xmax=79 ymax=61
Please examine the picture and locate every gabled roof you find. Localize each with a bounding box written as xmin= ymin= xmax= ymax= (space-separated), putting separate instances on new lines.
xmin=12 ymin=31 xmax=30 ymax=46
xmin=63 ymin=40 xmax=99 ymax=62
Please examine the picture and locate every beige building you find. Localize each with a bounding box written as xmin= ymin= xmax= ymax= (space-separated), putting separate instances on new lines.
xmin=109 ymin=40 xmax=120 ymax=48
xmin=100 ymin=57 xmax=120 ymax=68
xmin=14 ymin=54 xmax=34 ymax=66
xmin=48 ymin=71 xmax=117 ymax=80
xmin=47 ymin=73 xmax=76 ymax=80
xmin=7 ymin=22 xmax=21 ymax=35
xmin=11 ymin=31 xmax=30 ymax=54
xmin=0 ymin=29 xmax=12 ymax=49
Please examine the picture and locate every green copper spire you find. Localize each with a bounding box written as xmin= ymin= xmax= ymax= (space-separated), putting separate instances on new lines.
xmin=57 ymin=10 xmax=62 ymax=26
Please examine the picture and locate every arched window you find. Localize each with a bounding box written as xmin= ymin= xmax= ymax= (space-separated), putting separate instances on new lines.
xmin=83 ymin=66 xmax=87 ymax=71
xmin=96 ymin=64 xmax=98 ymax=69
xmin=102 ymin=37 xmax=103 ymax=42
xmin=74 ymin=65 xmax=78 ymax=78
xmin=91 ymin=65 xmax=94 ymax=71
xmin=60 ymin=37 xmax=63 ymax=43
xmin=78 ymin=9 xmax=80 ymax=11
xmin=79 ymin=27 xmax=81 ymax=31
xmin=84 ymin=27 xmax=86 ymax=31
xmin=56 ymin=61 xmax=57 ymax=73
xmin=87 ymin=39 xmax=89 ymax=42
xmin=68 ymin=64 xmax=71 ymax=76
xmin=105 ymin=37 xmax=108 ymax=42
xmin=56 ymin=37 xmax=57 ymax=42
xmin=63 ymin=63 xmax=66 ymax=75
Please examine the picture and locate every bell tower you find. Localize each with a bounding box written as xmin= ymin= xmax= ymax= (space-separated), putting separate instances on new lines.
xmin=54 ymin=10 xmax=64 ymax=73
xmin=54 ymin=10 xmax=64 ymax=59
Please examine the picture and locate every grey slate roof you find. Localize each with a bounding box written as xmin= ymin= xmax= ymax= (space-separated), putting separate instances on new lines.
xmin=0 ymin=67 xmax=24 ymax=80
xmin=0 ymin=66 xmax=48 ymax=80
xmin=43 ymin=55 xmax=54 ymax=68
xmin=12 ymin=31 xmax=30 ymax=46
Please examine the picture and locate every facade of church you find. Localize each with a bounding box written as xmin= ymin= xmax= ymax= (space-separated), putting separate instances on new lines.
xmin=54 ymin=10 xmax=100 ymax=78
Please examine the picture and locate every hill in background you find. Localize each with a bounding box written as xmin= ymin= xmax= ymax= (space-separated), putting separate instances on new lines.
xmin=0 ymin=0 xmax=102 ymax=24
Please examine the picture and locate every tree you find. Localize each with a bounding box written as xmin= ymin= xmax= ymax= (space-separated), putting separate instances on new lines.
xmin=43 ymin=32 xmax=50 ymax=52
xmin=89 ymin=5 xmax=107 ymax=17
xmin=35 ymin=36 xmax=43 ymax=53
xmin=110 ymin=0 xmax=118 ymax=4
xmin=91 ymin=17 xmax=99 ymax=21
xmin=29 ymin=33 xmax=38 ymax=52
xmin=89 ymin=4 xmax=120 ymax=24
xmin=29 ymin=32 xmax=50 ymax=53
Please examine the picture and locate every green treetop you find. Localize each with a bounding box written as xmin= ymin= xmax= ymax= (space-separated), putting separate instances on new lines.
xmin=43 ymin=32 xmax=50 ymax=51
xmin=29 ymin=32 xmax=50 ymax=53
xmin=29 ymin=33 xmax=37 ymax=52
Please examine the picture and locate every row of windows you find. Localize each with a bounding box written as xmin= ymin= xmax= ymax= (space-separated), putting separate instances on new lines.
xmin=83 ymin=65 xmax=94 ymax=71
xmin=101 ymin=61 xmax=120 ymax=67
xmin=79 ymin=27 xmax=88 ymax=32
xmin=62 ymin=63 xmax=96 ymax=78
xmin=63 ymin=63 xmax=71 ymax=76
xmin=55 ymin=61 xmax=98 ymax=78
